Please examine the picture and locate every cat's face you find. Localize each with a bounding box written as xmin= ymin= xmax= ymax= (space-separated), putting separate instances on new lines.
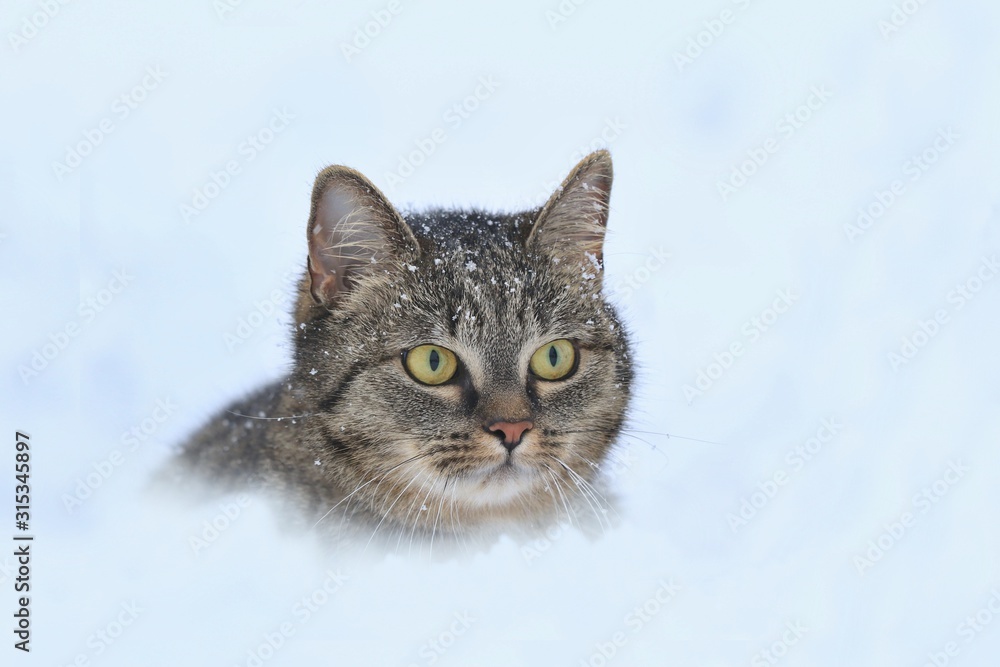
xmin=294 ymin=152 xmax=632 ymax=535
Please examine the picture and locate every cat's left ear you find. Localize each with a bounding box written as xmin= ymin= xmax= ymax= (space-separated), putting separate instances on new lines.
xmin=527 ymin=150 xmax=613 ymax=268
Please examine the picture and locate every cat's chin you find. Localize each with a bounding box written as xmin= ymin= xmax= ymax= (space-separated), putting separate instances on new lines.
xmin=449 ymin=462 xmax=541 ymax=509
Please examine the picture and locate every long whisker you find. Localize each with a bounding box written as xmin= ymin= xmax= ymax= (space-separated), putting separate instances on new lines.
xmin=552 ymin=426 xmax=729 ymax=448
xmin=429 ymin=476 xmax=449 ymax=558
xmin=363 ymin=469 xmax=424 ymax=553
xmin=579 ymin=449 xmax=623 ymax=469
xmin=549 ymin=427 xmax=661 ymax=454
xmin=567 ymin=462 xmax=616 ymax=516
xmin=616 ymin=431 xmax=665 ymax=452
xmin=543 ymin=464 xmax=576 ymax=527
xmin=402 ymin=472 xmax=436 ymax=556
xmin=448 ymin=481 xmax=470 ymax=555
xmin=623 ymin=428 xmax=731 ymax=447
xmin=312 ymin=452 xmax=431 ymax=530
xmin=226 ymin=410 xmax=315 ymax=421
xmin=366 ymin=455 xmax=426 ymax=519
xmin=548 ymin=455 xmax=604 ymax=531
xmin=549 ymin=455 xmax=614 ymax=531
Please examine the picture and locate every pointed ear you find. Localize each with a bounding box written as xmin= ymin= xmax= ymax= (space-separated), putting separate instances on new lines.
xmin=306 ymin=166 xmax=418 ymax=306
xmin=527 ymin=150 xmax=613 ymax=267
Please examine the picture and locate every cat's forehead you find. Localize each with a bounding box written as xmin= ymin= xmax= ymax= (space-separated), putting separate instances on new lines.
xmin=387 ymin=215 xmax=605 ymax=353
xmin=403 ymin=208 xmax=535 ymax=255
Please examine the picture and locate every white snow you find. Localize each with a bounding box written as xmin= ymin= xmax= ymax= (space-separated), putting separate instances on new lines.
xmin=2 ymin=1 xmax=999 ymax=666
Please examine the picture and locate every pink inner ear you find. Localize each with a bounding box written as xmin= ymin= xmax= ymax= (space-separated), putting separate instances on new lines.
xmin=308 ymin=186 xmax=360 ymax=304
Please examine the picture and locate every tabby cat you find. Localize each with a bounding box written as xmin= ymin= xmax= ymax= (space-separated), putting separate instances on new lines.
xmin=166 ymin=150 xmax=633 ymax=548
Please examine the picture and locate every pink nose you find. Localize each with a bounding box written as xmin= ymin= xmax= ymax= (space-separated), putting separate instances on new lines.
xmin=487 ymin=420 xmax=534 ymax=451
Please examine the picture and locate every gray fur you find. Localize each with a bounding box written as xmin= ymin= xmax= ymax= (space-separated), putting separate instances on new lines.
xmin=165 ymin=150 xmax=634 ymax=549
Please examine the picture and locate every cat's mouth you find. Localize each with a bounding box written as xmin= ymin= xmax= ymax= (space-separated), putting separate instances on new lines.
xmin=489 ymin=456 xmax=520 ymax=475
xmin=447 ymin=457 xmax=541 ymax=506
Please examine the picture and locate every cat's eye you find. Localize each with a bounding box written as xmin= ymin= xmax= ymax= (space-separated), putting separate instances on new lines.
xmin=403 ymin=345 xmax=459 ymax=386
xmin=529 ymin=339 xmax=577 ymax=381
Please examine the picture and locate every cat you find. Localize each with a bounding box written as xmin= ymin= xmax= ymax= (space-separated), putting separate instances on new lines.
xmin=163 ymin=150 xmax=634 ymax=549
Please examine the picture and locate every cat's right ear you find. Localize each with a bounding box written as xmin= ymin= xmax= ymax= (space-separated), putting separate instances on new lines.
xmin=306 ymin=166 xmax=419 ymax=306
xmin=527 ymin=150 xmax=613 ymax=267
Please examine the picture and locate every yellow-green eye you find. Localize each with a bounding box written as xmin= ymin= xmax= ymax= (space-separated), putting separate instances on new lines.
xmin=404 ymin=345 xmax=459 ymax=385
xmin=529 ymin=339 xmax=577 ymax=381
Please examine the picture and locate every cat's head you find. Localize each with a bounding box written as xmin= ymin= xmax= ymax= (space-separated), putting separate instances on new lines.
xmin=293 ymin=151 xmax=633 ymax=535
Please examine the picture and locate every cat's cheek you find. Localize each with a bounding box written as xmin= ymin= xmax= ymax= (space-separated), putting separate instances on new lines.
xmin=409 ymin=380 xmax=465 ymax=405
xmin=391 ymin=359 xmax=466 ymax=401
xmin=530 ymin=383 xmax=565 ymax=405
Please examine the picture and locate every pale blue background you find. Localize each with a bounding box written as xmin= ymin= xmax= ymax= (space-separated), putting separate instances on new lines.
xmin=2 ymin=0 xmax=999 ymax=665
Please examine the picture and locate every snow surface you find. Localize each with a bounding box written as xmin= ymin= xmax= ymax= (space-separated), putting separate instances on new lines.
xmin=2 ymin=1 xmax=1000 ymax=665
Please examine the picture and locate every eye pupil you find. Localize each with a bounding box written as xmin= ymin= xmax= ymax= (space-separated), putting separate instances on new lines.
xmin=529 ymin=339 xmax=576 ymax=381
xmin=429 ymin=349 xmax=440 ymax=372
